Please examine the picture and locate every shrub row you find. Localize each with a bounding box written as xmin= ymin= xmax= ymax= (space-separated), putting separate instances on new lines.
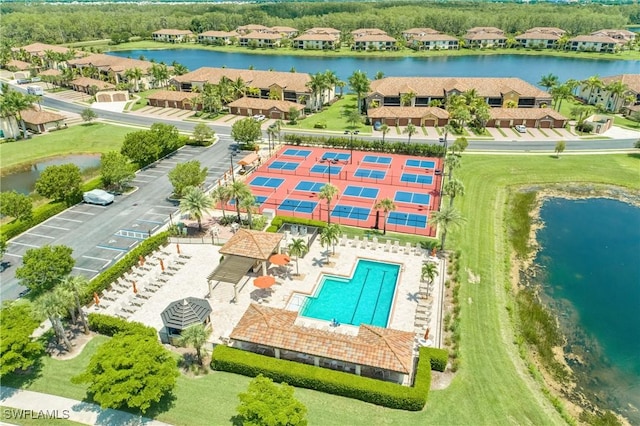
xmin=422 ymin=347 xmax=448 ymax=372
xmin=283 ymin=134 xmax=446 ymax=158
xmin=87 ymin=313 xmax=157 ymax=338
xmin=81 ymin=232 xmax=169 ymax=305
xmin=266 ymin=216 xmax=328 ymax=233
xmin=0 ymin=202 xmax=67 ymax=241
xmin=211 ymin=345 xmax=433 ymax=411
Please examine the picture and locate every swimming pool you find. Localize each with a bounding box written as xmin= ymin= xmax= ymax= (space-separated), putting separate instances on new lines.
xmin=300 ymin=259 xmax=400 ymax=327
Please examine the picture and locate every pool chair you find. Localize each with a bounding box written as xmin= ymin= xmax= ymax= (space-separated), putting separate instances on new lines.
xmin=392 ymin=241 xmax=400 ymax=253
xmin=300 ymin=226 xmax=307 ymax=236
xmin=360 ymin=237 xmax=368 ymax=249
xmin=405 ymin=242 xmax=413 ymax=254
xmin=291 ymin=225 xmax=299 ymax=236
xmin=414 ymin=242 xmax=423 ymax=256
xmin=351 ymin=235 xmax=360 ymax=246
xmin=385 ymin=240 xmax=392 ymax=252
xmin=371 ymin=237 xmax=379 ymax=250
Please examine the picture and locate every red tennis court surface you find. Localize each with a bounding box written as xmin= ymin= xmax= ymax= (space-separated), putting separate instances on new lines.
xmin=242 ymin=146 xmax=442 ymax=237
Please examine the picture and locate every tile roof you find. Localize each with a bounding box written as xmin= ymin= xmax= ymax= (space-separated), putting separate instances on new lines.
xmin=147 ymin=90 xmax=199 ymax=102
xmin=369 ymin=77 xmax=549 ymax=98
xmin=240 ymin=32 xmax=283 ymax=40
xmin=516 ymin=31 xmax=561 ymax=41
xmin=600 ymin=74 xmax=640 ymax=93
xmin=527 ymin=27 xmax=566 ymax=35
xmin=38 ymin=69 xmax=62 ymax=76
xmin=13 ymin=43 xmax=70 ymax=55
xmin=466 ymin=27 xmax=504 ymax=35
xmin=412 ymin=34 xmax=458 ymax=42
xmin=230 ymin=304 xmax=415 ymax=374
xmin=199 ymin=30 xmax=238 ymax=37
xmin=465 ymin=33 xmax=506 ymax=41
xmin=228 ymin=97 xmax=304 ymax=112
xmin=354 ymin=34 xmax=397 ymax=43
xmin=352 ymin=28 xmax=388 ymax=37
xmin=219 ymin=229 xmax=283 ymax=260
xmin=237 ymin=24 xmax=270 ymax=32
xmin=70 ymin=77 xmax=115 ymax=90
xmin=270 ymin=26 xmax=298 ymax=33
xmin=569 ymin=35 xmax=621 ymax=44
xmin=20 ymin=108 xmax=65 ymax=125
xmin=368 ymin=106 xmax=450 ymax=119
xmin=173 ymin=67 xmax=312 ymax=93
xmin=7 ymin=59 xmax=30 ymax=70
xmin=153 ymin=29 xmax=193 ymax=36
xmin=67 ymin=53 xmax=157 ymax=74
xmin=489 ymin=107 xmax=567 ymax=120
xmin=403 ymin=28 xmax=440 ymax=36
xmin=294 ymin=33 xmax=339 ymax=42
xmin=304 ymin=27 xmax=341 ymax=36
xmin=591 ymin=29 xmax=637 ymax=38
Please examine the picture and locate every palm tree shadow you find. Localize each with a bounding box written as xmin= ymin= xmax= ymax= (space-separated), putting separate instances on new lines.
xmin=311 ymin=257 xmax=325 ymax=267
xmin=406 ymin=292 xmax=419 ymax=303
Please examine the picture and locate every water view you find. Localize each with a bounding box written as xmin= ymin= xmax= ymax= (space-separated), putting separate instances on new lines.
xmin=535 ymin=197 xmax=640 ymax=423
xmin=2 ymin=155 xmax=101 ymax=194
xmin=108 ymin=50 xmax=640 ymax=86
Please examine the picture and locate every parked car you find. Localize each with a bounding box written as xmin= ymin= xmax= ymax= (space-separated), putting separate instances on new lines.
xmin=373 ymin=121 xmax=382 ymax=131
xmin=83 ymin=189 xmax=115 ymax=205
xmin=252 ymin=114 xmax=266 ymax=122
xmin=515 ymin=125 xmax=527 ymax=133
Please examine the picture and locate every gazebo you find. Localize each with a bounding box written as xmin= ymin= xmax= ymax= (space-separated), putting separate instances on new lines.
xmin=160 ymin=297 xmax=212 ymax=344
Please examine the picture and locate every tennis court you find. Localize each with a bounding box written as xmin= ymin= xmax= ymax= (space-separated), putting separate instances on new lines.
xmin=236 ymin=146 xmax=442 ymax=236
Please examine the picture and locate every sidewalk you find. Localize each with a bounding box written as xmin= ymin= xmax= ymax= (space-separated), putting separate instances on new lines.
xmin=0 ymin=387 xmax=172 ymax=426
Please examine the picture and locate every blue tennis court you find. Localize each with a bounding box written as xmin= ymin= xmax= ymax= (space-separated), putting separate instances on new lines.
xmin=406 ymin=159 xmax=436 ymax=169
xmin=354 ymin=168 xmax=386 ymax=179
xmin=363 ymin=155 xmax=392 ymax=165
xmin=388 ymin=211 xmax=428 ymax=228
xmin=394 ymin=191 xmax=431 ymax=205
xmin=331 ymin=205 xmax=371 ymax=220
xmin=400 ymin=173 xmax=433 ymax=184
xmin=295 ymin=181 xmax=325 ymax=192
xmin=321 ymin=152 xmax=351 ymax=161
xmin=343 ymin=185 xmax=379 ymax=199
xmin=282 ymin=148 xmax=312 ymax=158
xmin=278 ymin=199 xmax=318 ymax=214
xmin=310 ymin=164 xmax=342 ymax=175
xmin=250 ymin=176 xmax=285 ymax=188
xmin=268 ymin=161 xmax=300 ymax=171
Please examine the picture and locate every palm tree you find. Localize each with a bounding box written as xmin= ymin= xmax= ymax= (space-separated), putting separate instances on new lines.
xmin=348 ymin=70 xmax=370 ymax=114
xmin=318 ymin=184 xmax=339 ymax=225
xmin=538 ymin=73 xmax=558 ymax=92
xmin=374 ymin=71 xmax=385 ymax=80
xmin=604 ymin=80 xmax=629 ymax=113
xmin=430 ymin=205 xmax=466 ymax=250
xmin=380 ymin=124 xmax=390 ymax=143
xmin=324 ymin=223 xmax=341 ymax=255
xmin=239 ymin=195 xmax=257 ymax=229
xmin=211 ymin=185 xmax=230 ymax=220
xmin=421 ymin=261 xmax=438 ymax=297
xmin=323 ymin=70 xmax=339 ymax=105
xmin=345 ymin=106 xmax=362 ymax=129
xmin=1 ymin=85 xmax=37 ymax=139
xmin=551 ymin=83 xmax=573 ymax=112
xmin=150 ymin=63 xmax=169 ymax=88
xmin=225 ymin=181 xmax=251 ymax=223
xmin=179 ymin=323 xmax=211 ymax=365
xmin=273 ymin=119 xmax=283 ymax=143
xmin=374 ymin=198 xmax=396 ymax=235
xmin=124 ymin=67 xmax=143 ymax=92
xmin=445 ymin=153 xmax=461 ymax=182
xmin=179 ymin=187 xmax=212 ymax=231
xmin=61 ymin=275 xmax=90 ymax=334
xmin=288 ymin=238 xmax=309 ymax=276
xmin=231 ymin=77 xmax=246 ymax=100
xmin=171 ymin=61 xmax=189 ymax=76
xmin=35 ymin=291 xmax=72 ymax=352
xmin=581 ymin=75 xmax=603 ymax=104
xmin=336 ymin=80 xmax=346 ymax=98
xmin=319 ymin=229 xmax=334 ymax=263
xmin=400 ymin=91 xmax=416 ymax=107
xmin=306 ymin=72 xmax=326 ymax=112
xmin=443 ymin=178 xmax=465 ymax=207
xmin=404 ymin=123 xmax=417 ymax=142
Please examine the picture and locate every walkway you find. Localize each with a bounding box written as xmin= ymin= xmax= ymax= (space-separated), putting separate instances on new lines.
xmin=0 ymin=387 xmax=171 ymax=425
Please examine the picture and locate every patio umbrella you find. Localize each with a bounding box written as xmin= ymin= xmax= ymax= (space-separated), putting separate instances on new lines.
xmin=132 ymin=281 xmax=138 ymax=294
xmin=139 ymin=255 xmax=145 ymax=266
xmin=160 ymin=259 xmax=165 ymax=271
xmin=93 ymin=292 xmax=100 ymax=305
xmin=176 ymin=244 xmax=181 ymax=255
xmin=254 ymin=275 xmax=276 ymax=289
xmin=269 ymin=253 xmax=290 ymax=266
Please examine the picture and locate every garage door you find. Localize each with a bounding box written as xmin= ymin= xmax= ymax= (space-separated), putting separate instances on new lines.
xmin=423 ymin=119 xmax=435 ymax=127
xmin=398 ymin=118 xmax=409 ymax=126
xmin=539 ymin=120 xmax=551 ymax=128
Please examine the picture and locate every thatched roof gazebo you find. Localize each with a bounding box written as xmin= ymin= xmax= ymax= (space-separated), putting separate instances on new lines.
xmin=160 ymin=297 xmax=212 ymax=336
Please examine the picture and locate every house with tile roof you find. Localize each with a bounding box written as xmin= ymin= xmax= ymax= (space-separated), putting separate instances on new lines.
xmin=515 ymin=31 xmax=562 ymax=49
xmin=70 ymin=77 xmax=115 ymax=94
xmin=590 ymin=29 xmax=637 ymax=44
xmin=236 ymin=24 xmax=271 ymax=35
xmin=197 ymin=30 xmax=239 ymax=45
xmin=230 ymin=304 xmax=416 ymax=384
xmin=409 ymin=34 xmax=459 ymax=51
xmin=152 ymin=29 xmax=194 ymax=43
xmin=487 ymin=108 xmax=568 ymax=129
xmin=147 ymin=90 xmax=200 ymax=110
xmin=239 ymin=31 xmax=283 ymax=48
xmin=269 ymin=26 xmax=299 ymax=38
xmin=67 ymin=53 xmax=159 ymax=86
xmin=526 ymin=27 xmax=566 ymax=36
xmin=228 ymin=97 xmax=305 ymax=120
xmin=352 ymin=34 xmax=398 ymax=51
xmin=401 ymin=28 xmax=440 ymax=41
xmin=577 ymin=74 xmax=640 ymax=113
xmin=368 ymin=106 xmax=449 ymax=127
xmin=293 ymin=30 xmax=341 ymax=50
xmin=463 ymin=27 xmax=506 ymax=48
xmin=351 ymin=28 xmax=388 ymax=38
xmin=20 ymin=108 xmax=66 ymax=134
xmin=567 ymin=35 xmax=622 ymax=52
xmin=304 ymin=27 xmax=341 ymax=37
xmin=11 ymin=42 xmax=73 ymax=60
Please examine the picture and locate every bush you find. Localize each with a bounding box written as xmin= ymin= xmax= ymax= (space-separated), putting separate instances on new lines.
xmin=422 ymin=347 xmax=448 ymax=372
xmin=267 ymin=216 xmax=327 ymax=233
xmin=186 ymin=139 xmax=213 ymax=147
xmin=283 ymin=135 xmax=446 ymax=157
xmin=82 ymin=232 xmax=169 ymax=304
xmin=211 ymin=345 xmax=433 ymax=411
xmin=313 ymin=121 xmax=327 ymax=129
xmin=88 ymin=313 xmax=157 ymax=338
xmin=575 ymin=122 xmax=594 ymax=133
xmin=0 ymin=202 xmax=67 ymax=241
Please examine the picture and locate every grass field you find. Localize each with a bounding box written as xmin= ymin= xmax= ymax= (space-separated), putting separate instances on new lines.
xmin=0 ymin=124 xmax=131 ymax=173
xmin=285 ymin=95 xmax=370 ymax=133
xmin=3 ymin=154 xmax=639 ymax=425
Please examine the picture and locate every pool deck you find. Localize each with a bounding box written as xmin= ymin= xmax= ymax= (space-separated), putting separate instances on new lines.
xmin=90 ymin=227 xmax=445 ymax=351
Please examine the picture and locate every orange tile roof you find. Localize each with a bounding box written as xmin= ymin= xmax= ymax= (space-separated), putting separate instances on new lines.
xmin=368 ymin=106 xmax=449 ymax=119
xmin=270 ymin=26 xmax=298 ymax=33
xmin=219 ymin=229 xmax=283 ymax=260
xmin=70 ymin=77 xmax=115 ymax=90
xmin=569 ymin=35 xmax=621 ymax=44
xmin=369 ymin=77 xmax=548 ymax=98
xmin=237 ymin=24 xmax=270 ymax=32
xmin=228 ymin=97 xmax=304 ymax=113
xmin=7 ymin=59 xmax=30 ymax=70
xmin=153 ymin=29 xmax=193 ymax=36
xmin=412 ymin=34 xmax=458 ymax=42
xmin=39 ymin=69 xmax=62 ymax=76
xmin=200 ymin=30 xmax=238 ymax=37
xmin=591 ymin=29 xmax=637 ymax=38
xmin=294 ymin=33 xmax=339 ymax=42
xmin=173 ymin=67 xmax=312 ymax=93
xmin=403 ymin=28 xmax=440 ymax=36
xmin=147 ymin=90 xmax=199 ymax=102
xmin=516 ymin=31 xmax=561 ymax=41
xmin=67 ymin=53 xmax=156 ymax=74
xmin=13 ymin=43 xmax=70 ymax=56
xmin=352 ymin=28 xmax=387 ymax=37
xmin=489 ymin=107 xmax=567 ymax=120
xmin=304 ymin=27 xmax=341 ymax=36
xmin=600 ymin=74 xmax=640 ymax=93
xmin=466 ymin=27 xmax=504 ymax=35
xmin=354 ymin=34 xmax=397 ymax=43
xmin=20 ymin=108 xmax=65 ymax=125
xmin=230 ymin=304 xmax=415 ymax=374
xmin=240 ymin=32 xmax=283 ymax=40
xmin=527 ymin=27 xmax=566 ymax=36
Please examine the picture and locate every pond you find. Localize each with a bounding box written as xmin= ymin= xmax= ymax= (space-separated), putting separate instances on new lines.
xmin=108 ymin=49 xmax=640 ymax=86
xmin=2 ymin=154 xmax=101 ymax=194
xmin=534 ymin=197 xmax=640 ymax=423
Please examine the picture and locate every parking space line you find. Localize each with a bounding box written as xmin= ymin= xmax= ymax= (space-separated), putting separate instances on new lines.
xmin=133 ymin=179 xmax=150 ymax=183
xmin=10 ymin=242 xmax=40 ymax=248
xmin=137 ymin=174 xmax=158 ymax=178
xmin=129 ymin=241 xmax=137 ymax=248
xmin=56 ymin=217 xmax=82 ymax=223
xmin=81 ymin=204 xmax=107 ymax=209
xmin=4 ymin=253 xmax=23 ymax=258
xmin=147 ymin=212 xmax=169 ymax=216
xmin=40 ymin=224 xmax=70 ymax=231
xmin=137 ymin=219 xmax=164 ymax=225
xmin=73 ymin=266 xmax=99 ymax=273
xmin=153 ymin=205 xmax=178 ymax=210
xmin=70 ymin=210 xmax=95 ymax=216
xmin=82 ymin=255 xmax=111 ymax=262
xmin=155 ymin=165 xmax=172 ymax=169
xmin=96 ymin=245 xmax=128 ymax=252
xmin=25 ymin=232 xmax=55 ymax=239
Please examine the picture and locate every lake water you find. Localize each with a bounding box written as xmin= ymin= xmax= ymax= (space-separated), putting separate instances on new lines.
xmin=2 ymin=155 xmax=101 ymax=194
xmin=108 ymin=49 xmax=640 ymax=86
xmin=535 ymin=197 xmax=640 ymax=423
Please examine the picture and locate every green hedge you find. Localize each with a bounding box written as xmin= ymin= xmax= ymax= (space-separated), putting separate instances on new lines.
xmin=283 ymin=135 xmax=446 ymax=158
xmin=87 ymin=313 xmax=157 ymax=338
xmin=422 ymin=347 xmax=448 ymax=372
xmin=82 ymin=232 xmax=169 ymax=305
xmin=0 ymin=202 xmax=67 ymax=241
xmin=212 ymin=345 xmax=433 ymax=411
xmin=266 ymin=216 xmax=328 ymax=233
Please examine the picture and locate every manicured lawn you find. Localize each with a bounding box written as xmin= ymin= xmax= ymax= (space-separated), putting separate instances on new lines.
xmin=0 ymin=124 xmax=131 ymax=172
xmin=286 ymin=95 xmax=370 ymax=133
xmin=5 ymin=154 xmax=639 ymax=425
xmin=614 ymin=114 xmax=640 ymax=129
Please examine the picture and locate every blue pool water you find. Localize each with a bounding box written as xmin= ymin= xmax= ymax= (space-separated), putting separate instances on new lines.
xmin=301 ymin=259 xmax=400 ymax=327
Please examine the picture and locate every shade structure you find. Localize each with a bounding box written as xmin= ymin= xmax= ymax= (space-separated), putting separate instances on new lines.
xmin=269 ymin=253 xmax=290 ymax=266
xmin=254 ymin=275 xmax=276 ymax=289
xmin=161 ymin=297 xmax=212 ymax=332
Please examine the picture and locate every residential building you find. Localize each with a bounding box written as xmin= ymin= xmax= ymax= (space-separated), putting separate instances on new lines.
xmin=401 ymin=28 xmax=440 ymax=41
xmin=292 ymin=33 xmax=340 ymax=50
xmin=526 ymin=27 xmax=566 ymax=36
xmin=304 ymin=27 xmax=341 ymax=37
xmin=463 ymin=27 xmax=506 ymax=48
xmin=198 ymin=30 xmax=239 ymax=45
xmin=236 ymin=24 xmax=271 ymax=35
xmin=66 ymin=53 xmax=157 ymax=87
xmin=239 ymin=32 xmax=282 ymax=48
xmin=577 ymin=74 xmax=640 ymax=112
xmin=20 ymin=108 xmax=66 ymax=133
xmin=367 ymin=106 xmax=449 ymax=127
xmin=147 ymin=90 xmax=200 ymax=110
xmin=366 ymin=77 xmax=551 ymax=110
xmin=515 ymin=31 xmax=561 ymax=49
xmin=567 ymin=35 xmax=621 ymax=53
xmin=590 ymin=29 xmax=637 ymax=44
xmin=228 ymin=97 xmax=305 ymax=120
xmin=351 ymin=28 xmax=388 ymax=38
xmin=410 ymin=34 xmax=459 ymax=51
xmin=269 ymin=26 xmax=299 ymax=38
xmin=152 ymin=29 xmax=193 ymax=43
xmin=487 ymin=108 xmax=568 ymax=129
xmin=11 ymin=42 xmax=73 ymax=60
xmin=352 ymin=34 xmax=398 ymax=51
xmin=69 ymin=77 xmax=115 ymax=94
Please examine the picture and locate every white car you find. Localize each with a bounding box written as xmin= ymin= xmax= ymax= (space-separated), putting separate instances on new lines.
xmin=83 ymin=189 xmax=115 ymax=205
xmin=252 ymin=114 xmax=266 ymax=122
xmin=515 ymin=125 xmax=527 ymax=133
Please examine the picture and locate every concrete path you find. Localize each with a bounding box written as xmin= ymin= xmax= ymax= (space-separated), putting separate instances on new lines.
xmin=0 ymin=387 xmax=172 ymax=426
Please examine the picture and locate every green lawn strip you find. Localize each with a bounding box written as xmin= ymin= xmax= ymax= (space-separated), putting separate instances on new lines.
xmin=287 ymin=95 xmax=368 ymax=133
xmin=538 ymin=128 xmax=549 ymax=137
xmin=0 ymin=124 xmax=130 ymax=172
xmin=395 ymin=126 xmax=401 ymax=135
xmin=0 ymin=407 xmax=85 ymax=426
xmin=551 ymin=128 xmax=563 ymax=137
xmin=613 ymin=115 xmax=640 ymax=129
xmin=581 ymin=136 xmax=612 ymax=140
xmin=421 ymin=126 xmax=428 ymax=136
xmin=496 ymin=128 xmax=508 ymax=137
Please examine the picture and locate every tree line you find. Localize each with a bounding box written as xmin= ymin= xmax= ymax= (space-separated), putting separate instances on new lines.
xmin=1 ymin=2 xmax=638 ymax=46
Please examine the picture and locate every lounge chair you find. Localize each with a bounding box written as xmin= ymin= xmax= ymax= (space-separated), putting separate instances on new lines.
xmin=414 ymin=242 xmax=423 ymax=256
xmin=392 ymin=241 xmax=400 ymax=253
xmin=291 ymin=225 xmax=299 ymax=236
xmin=405 ymin=242 xmax=413 ymax=254
xmin=360 ymin=237 xmax=368 ymax=249
xmin=122 ymin=305 xmax=136 ymax=314
xmin=300 ymin=226 xmax=307 ymax=236
xmin=385 ymin=240 xmax=391 ymax=252
xmin=352 ymin=235 xmax=360 ymax=246
xmin=371 ymin=237 xmax=378 ymax=250
xmin=340 ymin=234 xmax=348 ymax=246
